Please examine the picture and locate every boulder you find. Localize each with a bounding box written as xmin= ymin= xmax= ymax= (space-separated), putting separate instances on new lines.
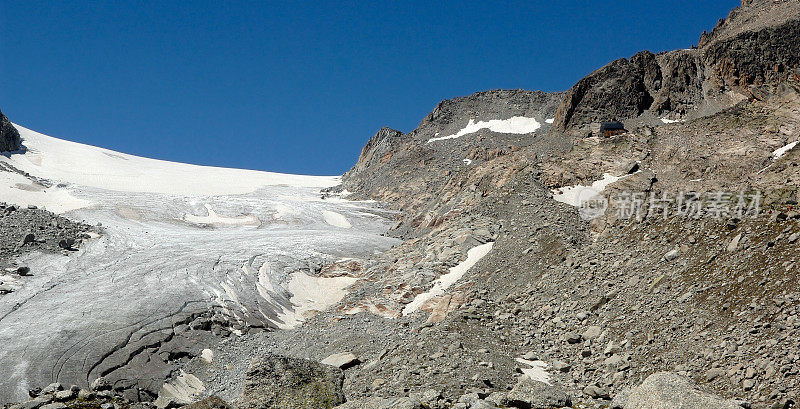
xmin=58 ymin=238 xmax=76 ymax=250
xmin=504 ymin=378 xmax=571 ymax=409
xmin=53 ymin=389 xmax=75 ymax=402
xmin=90 ymin=377 xmax=112 ymax=391
xmin=320 ymin=352 xmax=360 ymax=370
xmin=582 ymin=326 xmax=602 ymax=340
xmin=623 ymin=372 xmax=748 ymax=409
xmin=238 ymin=354 xmax=345 ymax=409
xmin=19 ymin=233 xmax=35 ymax=247
xmin=183 ymin=396 xmax=232 ymax=409
xmin=664 ymin=249 xmax=680 ymax=261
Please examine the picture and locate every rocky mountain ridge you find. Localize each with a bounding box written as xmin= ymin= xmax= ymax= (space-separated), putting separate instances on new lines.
xmin=551 ymin=0 xmax=800 ymax=137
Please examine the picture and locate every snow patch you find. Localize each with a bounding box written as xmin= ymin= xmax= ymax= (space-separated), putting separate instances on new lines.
xmin=322 ymin=210 xmax=352 ymax=228
xmin=462 ymin=159 xmax=473 ymax=165
xmin=403 ymin=242 xmax=494 ymax=315
xmin=0 ymin=172 xmax=92 ymax=213
xmin=660 ymin=117 xmax=684 ymax=124
xmin=277 ymin=272 xmax=358 ymax=329
xmin=552 ymin=173 xmax=624 ymax=207
xmin=3 ymin=125 xmax=338 ymax=201
xmin=773 ymin=141 xmax=798 ymax=159
xmin=155 ymin=371 xmax=205 ymax=406
xmin=200 ymin=349 xmax=213 ymax=363
xmin=545 ymin=118 xmax=554 ymax=124
xmin=515 ymin=358 xmax=551 ymax=385
xmin=184 ymin=204 xmax=260 ymax=227
xmin=427 ymin=117 xmax=541 ymax=143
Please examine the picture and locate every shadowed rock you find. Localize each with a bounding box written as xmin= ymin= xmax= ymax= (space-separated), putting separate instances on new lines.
xmin=238 ymin=354 xmax=345 ymax=409
xmin=1 ymin=109 xmax=21 ymax=152
xmin=552 ymin=1 xmax=800 ymax=135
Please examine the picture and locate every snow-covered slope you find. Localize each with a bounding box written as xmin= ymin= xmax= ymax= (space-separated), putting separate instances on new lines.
xmin=0 ymin=125 xmax=399 ymax=402
xmin=0 ymin=125 xmax=338 ymax=212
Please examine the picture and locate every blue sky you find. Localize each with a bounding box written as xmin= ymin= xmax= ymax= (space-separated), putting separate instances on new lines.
xmin=1 ymin=1 xmax=738 ymax=175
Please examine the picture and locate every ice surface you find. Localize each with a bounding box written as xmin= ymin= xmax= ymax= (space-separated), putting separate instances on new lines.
xmin=0 ymin=124 xmax=398 ymax=402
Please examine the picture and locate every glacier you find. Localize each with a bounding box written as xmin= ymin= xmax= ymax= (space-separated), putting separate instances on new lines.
xmin=0 ymin=125 xmax=398 ymax=402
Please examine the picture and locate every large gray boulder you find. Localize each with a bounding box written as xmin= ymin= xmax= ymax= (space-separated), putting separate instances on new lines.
xmin=503 ymin=378 xmax=571 ymax=409
xmin=0 ymin=109 xmax=21 ymax=152
xmin=622 ymin=372 xmax=748 ymax=409
xmin=238 ymin=354 xmax=345 ymax=409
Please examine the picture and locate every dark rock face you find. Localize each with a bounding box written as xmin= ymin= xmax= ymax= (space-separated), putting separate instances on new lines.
xmin=553 ymin=1 xmax=800 ymax=135
xmin=552 ymin=51 xmax=663 ymax=135
xmin=1 ymin=109 xmax=21 ymax=152
xmin=552 ymin=48 xmax=713 ymax=135
xmin=704 ymin=19 xmax=800 ymax=88
xmin=238 ymin=354 xmax=345 ymax=409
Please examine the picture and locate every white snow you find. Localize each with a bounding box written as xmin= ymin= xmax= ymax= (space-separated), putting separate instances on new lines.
xmin=403 ymin=242 xmax=494 ymax=315
xmin=772 ymin=141 xmax=798 ymax=159
xmin=184 ymin=204 xmax=260 ymax=227
xmin=200 ymin=349 xmax=214 ymax=363
xmin=462 ymin=158 xmax=473 ymax=165
xmin=516 ymin=358 xmax=551 ymax=385
xmin=155 ymin=371 xmax=205 ymax=406
xmin=322 ymin=210 xmax=352 ymax=228
xmin=545 ymin=118 xmax=554 ymax=124
xmin=2 ymin=125 xmax=337 ymax=205
xmin=427 ymin=117 xmax=541 ymax=143
xmin=660 ymin=117 xmax=684 ymax=124
xmin=277 ymin=272 xmax=358 ymax=329
xmin=0 ymin=171 xmax=91 ymax=213
xmin=552 ymin=173 xmax=624 ymax=207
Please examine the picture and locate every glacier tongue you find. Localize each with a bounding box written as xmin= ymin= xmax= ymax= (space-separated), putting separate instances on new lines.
xmin=0 ymin=125 xmax=398 ymax=403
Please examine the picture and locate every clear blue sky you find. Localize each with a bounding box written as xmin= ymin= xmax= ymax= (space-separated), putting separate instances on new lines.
xmin=1 ymin=1 xmax=738 ymax=175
